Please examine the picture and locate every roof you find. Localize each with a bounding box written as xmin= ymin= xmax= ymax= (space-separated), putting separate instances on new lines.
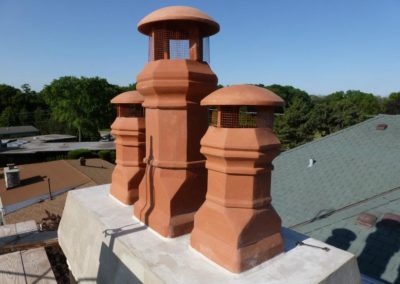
xmin=0 ymin=220 xmax=57 ymax=283
xmin=0 ymin=126 xmax=39 ymax=136
xmin=0 ymin=141 xmax=115 ymax=154
xmin=111 ymin=91 xmax=144 ymax=104
xmin=138 ymin=6 xmax=219 ymax=36
xmin=1 ymin=159 xmax=114 ymax=224
xmin=19 ymin=134 xmax=76 ymax=143
xmin=271 ymin=114 xmax=400 ymax=283
xmin=201 ymin=85 xmax=284 ymax=107
xmin=0 ymin=160 xmax=92 ymax=207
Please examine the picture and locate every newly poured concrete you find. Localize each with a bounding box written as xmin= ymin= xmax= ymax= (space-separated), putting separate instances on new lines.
xmin=58 ymin=184 xmax=361 ymax=284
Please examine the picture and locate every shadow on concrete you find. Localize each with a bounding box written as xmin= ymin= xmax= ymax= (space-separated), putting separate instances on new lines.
xmin=94 ymin=223 xmax=147 ymax=283
xmin=357 ymin=220 xmax=400 ymax=284
xmin=281 ymin=227 xmax=308 ymax=251
xmin=0 ymin=268 xmax=55 ymax=283
xmin=96 ymin=242 xmax=142 ymax=283
xmin=325 ymin=228 xmax=357 ymax=251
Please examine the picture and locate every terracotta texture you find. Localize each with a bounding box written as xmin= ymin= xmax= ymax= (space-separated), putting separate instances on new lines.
xmin=137 ymin=6 xmax=219 ymax=36
xmin=110 ymin=91 xmax=146 ymax=205
xmin=191 ymin=85 xmax=285 ymax=273
xmin=133 ymin=7 xmax=218 ymax=237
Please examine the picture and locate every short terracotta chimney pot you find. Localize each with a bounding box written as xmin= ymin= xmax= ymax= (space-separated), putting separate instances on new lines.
xmin=110 ymin=91 xmax=145 ymax=204
xmin=133 ymin=6 xmax=219 ymax=237
xmin=191 ymin=85 xmax=285 ymax=273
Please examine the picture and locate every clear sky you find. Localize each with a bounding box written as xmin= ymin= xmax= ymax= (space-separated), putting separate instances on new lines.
xmin=0 ymin=0 xmax=399 ymax=96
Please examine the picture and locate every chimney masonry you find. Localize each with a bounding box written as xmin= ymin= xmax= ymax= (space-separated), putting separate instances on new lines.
xmin=133 ymin=6 xmax=219 ymax=237
xmin=191 ymin=85 xmax=285 ymax=273
xmin=110 ymin=91 xmax=146 ymax=204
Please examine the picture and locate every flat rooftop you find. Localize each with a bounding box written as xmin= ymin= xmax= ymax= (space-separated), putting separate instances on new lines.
xmin=0 ymin=126 xmax=39 ymax=136
xmin=0 ymin=160 xmax=91 ymax=207
xmin=0 ymin=141 xmax=115 ymax=154
xmin=2 ymin=159 xmax=115 ymax=224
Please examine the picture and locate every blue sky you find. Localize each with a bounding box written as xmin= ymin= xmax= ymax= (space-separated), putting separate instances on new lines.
xmin=0 ymin=0 xmax=399 ymax=96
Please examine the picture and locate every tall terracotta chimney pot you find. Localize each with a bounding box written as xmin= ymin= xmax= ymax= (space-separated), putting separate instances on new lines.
xmin=110 ymin=91 xmax=145 ymax=205
xmin=191 ymin=85 xmax=285 ymax=273
xmin=133 ymin=6 xmax=219 ymax=237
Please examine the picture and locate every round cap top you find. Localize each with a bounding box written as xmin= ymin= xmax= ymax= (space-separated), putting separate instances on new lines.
xmin=138 ymin=6 xmax=219 ymax=36
xmin=201 ymin=85 xmax=285 ymax=107
xmin=111 ymin=91 xmax=144 ymax=104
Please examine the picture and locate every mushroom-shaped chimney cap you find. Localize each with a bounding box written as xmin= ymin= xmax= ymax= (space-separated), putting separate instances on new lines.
xmin=111 ymin=91 xmax=144 ymax=104
xmin=138 ymin=6 xmax=219 ymax=36
xmin=201 ymin=85 xmax=285 ymax=107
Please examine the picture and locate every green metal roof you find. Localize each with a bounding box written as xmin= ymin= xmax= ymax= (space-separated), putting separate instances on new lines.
xmin=271 ymin=114 xmax=400 ymax=283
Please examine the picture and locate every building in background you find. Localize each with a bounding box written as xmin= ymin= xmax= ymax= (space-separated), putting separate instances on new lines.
xmin=0 ymin=126 xmax=39 ymax=139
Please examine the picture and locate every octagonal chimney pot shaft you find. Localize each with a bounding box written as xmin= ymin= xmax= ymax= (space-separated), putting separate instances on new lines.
xmin=134 ymin=6 xmax=219 ymax=237
xmin=110 ymin=91 xmax=145 ymax=205
xmin=191 ymin=85 xmax=285 ymax=273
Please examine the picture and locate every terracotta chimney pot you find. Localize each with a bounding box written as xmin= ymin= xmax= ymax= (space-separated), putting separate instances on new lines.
xmin=191 ymin=85 xmax=285 ymax=273
xmin=133 ymin=6 xmax=219 ymax=237
xmin=110 ymin=91 xmax=146 ymax=204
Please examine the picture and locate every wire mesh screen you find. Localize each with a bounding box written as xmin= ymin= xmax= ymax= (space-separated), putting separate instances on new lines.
xmin=147 ymin=28 xmax=210 ymax=63
xmin=208 ymin=107 xmax=257 ymax=128
xmin=118 ymin=105 xmax=145 ymax=118
xmin=148 ymin=36 xmax=153 ymax=62
xmin=169 ymin=39 xmax=190 ymax=59
xmin=203 ymin=37 xmax=210 ymax=63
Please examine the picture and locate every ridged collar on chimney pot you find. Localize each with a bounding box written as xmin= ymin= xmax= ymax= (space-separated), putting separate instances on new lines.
xmin=137 ymin=6 xmax=220 ymax=36
xmin=111 ymin=91 xmax=144 ymax=104
xmin=201 ymin=85 xmax=285 ymax=107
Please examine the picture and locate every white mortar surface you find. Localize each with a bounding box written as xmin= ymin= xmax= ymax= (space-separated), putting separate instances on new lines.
xmin=58 ymin=184 xmax=361 ymax=284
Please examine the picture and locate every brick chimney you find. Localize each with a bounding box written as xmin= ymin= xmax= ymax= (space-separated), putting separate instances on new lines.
xmin=191 ymin=85 xmax=285 ymax=273
xmin=110 ymin=91 xmax=145 ymax=204
xmin=133 ymin=6 xmax=219 ymax=237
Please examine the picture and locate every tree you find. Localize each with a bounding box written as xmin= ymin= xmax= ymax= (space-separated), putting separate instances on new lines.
xmin=0 ymin=106 xmax=18 ymax=127
xmin=327 ymin=90 xmax=381 ymax=117
xmin=330 ymin=100 xmax=364 ymax=131
xmin=309 ymin=99 xmax=334 ymax=137
xmin=119 ymin=83 xmax=137 ymax=92
xmin=21 ymin=84 xmax=35 ymax=96
xmin=261 ymin=84 xmax=315 ymax=149
xmin=0 ymin=84 xmax=21 ymax=110
xmin=384 ymin=92 xmax=400 ymax=114
xmin=41 ymin=76 xmax=119 ymax=141
xmin=274 ymin=95 xmax=315 ymax=149
xmin=18 ymin=107 xmax=30 ymax=125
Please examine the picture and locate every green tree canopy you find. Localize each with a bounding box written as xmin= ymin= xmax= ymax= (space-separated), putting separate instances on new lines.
xmin=260 ymin=84 xmax=315 ymax=149
xmin=384 ymin=92 xmax=400 ymax=114
xmin=41 ymin=76 xmax=119 ymax=141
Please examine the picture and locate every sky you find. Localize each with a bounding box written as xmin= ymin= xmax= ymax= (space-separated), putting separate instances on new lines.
xmin=0 ymin=0 xmax=399 ymax=96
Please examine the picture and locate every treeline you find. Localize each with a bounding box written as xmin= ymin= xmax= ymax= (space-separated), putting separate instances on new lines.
xmin=0 ymin=77 xmax=135 ymax=141
xmin=0 ymin=77 xmax=399 ymax=148
xmin=262 ymin=84 xmax=400 ymax=149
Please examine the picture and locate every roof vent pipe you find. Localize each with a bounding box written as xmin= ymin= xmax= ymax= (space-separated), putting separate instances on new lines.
xmin=308 ymin=158 xmax=315 ymax=168
xmin=376 ymin=124 xmax=387 ymax=130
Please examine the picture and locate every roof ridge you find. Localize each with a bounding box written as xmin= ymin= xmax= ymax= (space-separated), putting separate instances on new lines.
xmin=62 ymin=159 xmax=96 ymax=185
xmin=279 ymin=114 xmax=386 ymax=156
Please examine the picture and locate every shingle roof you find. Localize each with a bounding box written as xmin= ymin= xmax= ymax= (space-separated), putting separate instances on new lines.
xmin=0 ymin=160 xmax=91 ymax=208
xmin=1 ymin=159 xmax=114 ymax=224
xmin=271 ymin=114 xmax=400 ymax=283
